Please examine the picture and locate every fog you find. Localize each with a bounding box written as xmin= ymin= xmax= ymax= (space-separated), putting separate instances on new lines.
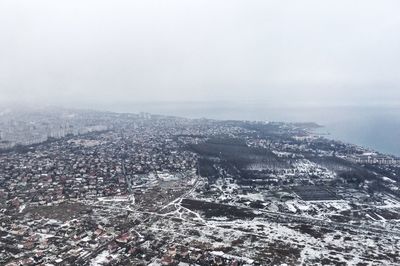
xmin=1 ymin=0 xmax=400 ymax=110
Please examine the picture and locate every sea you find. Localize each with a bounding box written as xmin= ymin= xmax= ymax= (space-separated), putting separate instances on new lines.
xmin=107 ymin=102 xmax=400 ymax=157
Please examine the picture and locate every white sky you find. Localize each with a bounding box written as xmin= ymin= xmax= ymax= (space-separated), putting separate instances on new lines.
xmin=1 ymin=0 xmax=400 ymax=108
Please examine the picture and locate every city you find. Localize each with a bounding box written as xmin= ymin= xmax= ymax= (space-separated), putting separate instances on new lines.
xmin=2 ymin=0 xmax=400 ymax=265
xmin=0 ymin=108 xmax=399 ymax=265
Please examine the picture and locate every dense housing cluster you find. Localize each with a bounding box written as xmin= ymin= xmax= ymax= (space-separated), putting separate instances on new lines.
xmin=1 ymin=108 xmax=400 ymax=265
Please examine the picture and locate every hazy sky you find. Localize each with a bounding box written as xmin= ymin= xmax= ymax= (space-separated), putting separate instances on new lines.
xmin=1 ymin=0 xmax=400 ymax=108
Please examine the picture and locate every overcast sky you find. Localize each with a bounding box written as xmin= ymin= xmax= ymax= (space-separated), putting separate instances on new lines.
xmin=1 ymin=0 xmax=400 ymax=108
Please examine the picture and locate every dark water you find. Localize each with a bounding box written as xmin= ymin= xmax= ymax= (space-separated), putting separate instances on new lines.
xmin=108 ymin=102 xmax=400 ymax=157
